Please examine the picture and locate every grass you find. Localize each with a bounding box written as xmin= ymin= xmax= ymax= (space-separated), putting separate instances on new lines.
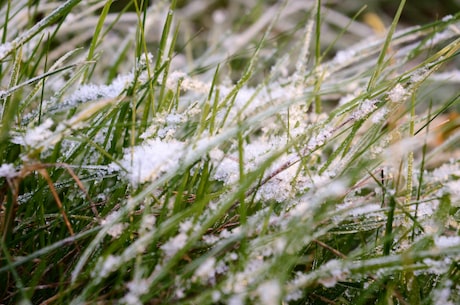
xmin=1 ymin=0 xmax=460 ymax=304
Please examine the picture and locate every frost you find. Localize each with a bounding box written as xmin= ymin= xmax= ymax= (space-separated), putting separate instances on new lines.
xmin=0 ymin=163 xmax=17 ymax=178
xmin=411 ymin=67 xmax=429 ymax=83
xmin=179 ymin=219 xmax=194 ymax=233
xmin=228 ymin=294 xmax=244 ymax=305
xmin=12 ymin=118 xmax=54 ymax=149
xmin=140 ymin=215 xmax=156 ymax=233
xmin=161 ymin=232 xmax=188 ymax=258
xmin=107 ymin=223 xmax=128 ymax=238
xmin=193 ymin=257 xmax=216 ymax=283
xmin=307 ymin=126 xmax=333 ymax=150
xmin=351 ymin=99 xmax=377 ymax=120
xmin=445 ymin=180 xmax=460 ymax=202
xmin=430 ymin=163 xmax=460 ymax=182
xmin=122 ymin=279 xmax=150 ymax=305
xmin=212 ymin=290 xmax=221 ymax=302
xmin=99 ymin=255 xmax=121 ymax=278
xmin=434 ymin=236 xmax=460 ymax=248
xmin=371 ymin=107 xmax=388 ymax=123
xmin=318 ymin=260 xmax=349 ymax=288
xmin=333 ymin=49 xmax=356 ymax=66
xmin=112 ymin=139 xmax=185 ymax=186
xmin=63 ymin=73 xmax=131 ymax=106
xmin=388 ymin=84 xmax=407 ymax=103
xmin=257 ymin=280 xmax=281 ymax=305
xmin=432 ymin=280 xmax=454 ymax=305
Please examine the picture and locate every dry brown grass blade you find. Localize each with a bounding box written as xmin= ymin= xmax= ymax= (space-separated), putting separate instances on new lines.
xmin=37 ymin=168 xmax=75 ymax=237
xmin=55 ymin=163 xmax=100 ymax=219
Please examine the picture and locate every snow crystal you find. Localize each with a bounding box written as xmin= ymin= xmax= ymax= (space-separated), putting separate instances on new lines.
xmin=126 ymin=279 xmax=149 ymax=296
xmin=432 ymin=280 xmax=454 ymax=305
xmin=0 ymin=163 xmax=17 ymax=178
xmin=307 ymin=126 xmax=333 ymax=150
xmin=431 ymin=163 xmax=460 ymax=182
xmin=318 ymin=260 xmax=349 ymax=288
xmin=351 ymin=99 xmax=377 ymax=120
xmin=64 ymin=73 xmax=131 ymax=107
xmin=228 ymin=294 xmax=244 ymax=305
xmin=194 ymin=257 xmax=216 ymax=283
xmin=99 ymin=255 xmax=120 ymax=278
xmin=212 ymin=290 xmax=222 ymax=302
xmin=228 ymin=252 xmax=238 ymax=261
xmin=333 ymin=49 xmax=356 ymax=66
xmin=161 ymin=232 xmax=188 ymax=258
xmin=140 ymin=215 xmax=157 ymax=232
xmin=112 ymin=138 xmax=184 ymax=186
xmin=12 ymin=118 xmax=54 ymax=148
xmin=212 ymin=155 xmax=239 ymax=185
xmin=179 ymin=219 xmax=194 ymax=233
xmin=257 ymin=280 xmax=281 ymax=305
xmin=434 ymin=236 xmax=460 ymax=248
xmin=411 ymin=67 xmax=429 ymax=83
xmin=107 ymin=223 xmax=128 ymax=238
xmin=371 ymin=107 xmax=388 ymax=123
xmin=388 ymin=84 xmax=407 ymax=103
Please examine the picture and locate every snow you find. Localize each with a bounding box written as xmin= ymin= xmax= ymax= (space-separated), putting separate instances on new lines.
xmin=194 ymin=257 xmax=216 ymax=283
xmin=161 ymin=232 xmax=188 ymax=258
xmin=434 ymin=236 xmax=460 ymax=249
xmin=112 ymin=138 xmax=185 ymax=186
xmin=351 ymin=99 xmax=377 ymax=120
xmin=99 ymin=255 xmax=120 ymax=278
xmin=0 ymin=163 xmax=17 ymax=178
xmin=12 ymin=118 xmax=54 ymax=148
xmin=257 ymin=280 xmax=281 ymax=305
xmin=388 ymin=84 xmax=407 ymax=103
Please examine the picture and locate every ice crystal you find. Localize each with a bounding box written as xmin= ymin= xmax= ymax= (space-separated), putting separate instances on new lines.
xmin=12 ymin=118 xmax=54 ymax=149
xmin=0 ymin=163 xmax=17 ymax=178
xmin=388 ymin=84 xmax=407 ymax=103
xmin=434 ymin=236 xmax=460 ymax=248
xmin=351 ymin=99 xmax=377 ymax=120
xmin=161 ymin=232 xmax=188 ymax=258
xmin=193 ymin=257 xmax=216 ymax=283
xmin=257 ymin=280 xmax=281 ymax=305
xmin=112 ymin=139 xmax=185 ymax=186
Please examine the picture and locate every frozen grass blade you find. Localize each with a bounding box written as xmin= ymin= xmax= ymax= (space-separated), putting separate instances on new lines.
xmin=367 ymin=0 xmax=406 ymax=90
xmin=2 ymin=1 xmax=460 ymax=304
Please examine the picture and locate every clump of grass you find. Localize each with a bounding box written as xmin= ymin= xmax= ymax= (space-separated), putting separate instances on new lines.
xmin=1 ymin=0 xmax=460 ymax=304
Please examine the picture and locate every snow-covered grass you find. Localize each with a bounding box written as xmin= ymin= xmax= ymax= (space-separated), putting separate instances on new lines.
xmin=1 ymin=0 xmax=460 ymax=304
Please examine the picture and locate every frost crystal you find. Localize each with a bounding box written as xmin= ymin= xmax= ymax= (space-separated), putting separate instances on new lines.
xmin=112 ymin=139 xmax=184 ymax=186
xmin=99 ymin=255 xmax=120 ymax=278
xmin=388 ymin=84 xmax=407 ymax=103
xmin=371 ymin=107 xmax=388 ymax=123
xmin=351 ymin=99 xmax=377 ymax=120
xmin=333 ymin=49 xmax=356 ymax=65
xmin=307 ymin=126 xmax=333 ymax=150
xmin=445 ymin=180 xmax=460 ymax=202
xmin=194 ymin=257 xmax=216 ymax=283
xmin=257 ymin=280 xmax=281 ymax=305
xmin=434 ymin=236 xmax=460 ymax=248
xmin=161 ymin=232 xmax=188 ymax=258
xmin=0 ymin=163 xmax=17 ymax=178
xmin=107 ymin=223 xmax=128 ymax=238
xmin=12 ymin=118 xmax=54 ymax=149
